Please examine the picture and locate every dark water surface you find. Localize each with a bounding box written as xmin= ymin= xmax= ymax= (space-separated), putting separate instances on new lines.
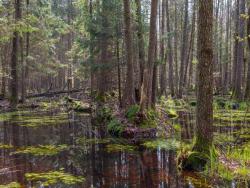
xmin=0 ymin=107 xmax=249 ymax=188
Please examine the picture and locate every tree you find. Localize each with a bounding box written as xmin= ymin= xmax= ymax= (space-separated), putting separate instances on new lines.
xmin=10 ymin=0 xmax=22 ymax=108
xmin=135 ymin=0 xmax=145 ymax=87
xmin=166 ymin=0 xmax=174 ymax=97
xmin=159 ymin=0 xmax=167 ymax=96
xmin=140 ymin=0 xmax=158 ymax=112
xmin=233 ymin=0 xmax=245 ymax=99
xmin=122 ymin=0 xmax=135 ymax=107
xmin=194 ymin=0 xmax=214 ymax=154
xmin=178 ymin=0 xmax=189 ymax=98
xmin=245 ymin=6 xmax=250 ymax=100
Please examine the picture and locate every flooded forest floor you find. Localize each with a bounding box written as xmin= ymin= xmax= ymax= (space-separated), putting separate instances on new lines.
xmin=0 ymin=94 xmax=249 ymax=188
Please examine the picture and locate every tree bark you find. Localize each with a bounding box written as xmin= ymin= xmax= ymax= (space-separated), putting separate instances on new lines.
xmin=194 ymin=0 xmax=214 ymax=154
xmin=135 ymin=0 xmax=145 ymax=87
xmin=140 ymin=0 xmax=158 ymax=112
xmin=233 ymin=0 xmax=245 ymax=99
xmin=10 ymin=0 xmax=21 ymax=108
xmin=122 ymin=0 xmax=135 ymax=107
xmin=166 ymin=0 xmax=175 ymax=97
xmin=185 ymin=0 xmax=196 ymax=92
xmin=178 ymin=0 xmax=189 ymax=98
xmin=159 ymin=0 xmax=167 ymax=96
xmin=245 ymin=6 xmax=250 ymax=100
xmin=174 ymin=1 xmax=179 ymax=95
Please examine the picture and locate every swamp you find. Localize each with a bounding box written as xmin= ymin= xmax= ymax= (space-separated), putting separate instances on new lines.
xmin=0 ymin=0 xmax=250 ymax=187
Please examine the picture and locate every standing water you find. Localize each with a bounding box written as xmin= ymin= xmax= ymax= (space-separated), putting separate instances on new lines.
xmin=0 ymin=101 xmax=249 ymax=188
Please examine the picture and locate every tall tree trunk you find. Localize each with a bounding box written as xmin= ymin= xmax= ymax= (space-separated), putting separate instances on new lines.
xmin=135 ymin=0 xmax=145 ymax=87
xmin=140 ymin=0 xmax=158 ymax=112
xmin=194 ymin=0 xmax=214 ymax=154
xmin=67 ymin=0 xmax=73 ymax=93
xmin=166 ymin=0 xmax=175 ymax=97
xmin=116 ymin=36 xmax=122 ymax=107
xmin=178 ymin=0 xmax=189 ymax=98
xmin=223 ymin=0 xmax=230 ymax=95
xmin=1 ymin=47 xmax=6 ymax=97
xmin=174 ymin=1 xmax=179 ymax=95
xmin=185 ymin=0 xmax=196 ymax=92
xmin=10 ymin=0 xmax=21 ymax=108
xmin=245 ymin=6 xmax=250 ymax=100
xmin=233 ymin=0 xmax=245 ymax=99
xmin=20 ymin=37 xmax=25 ymax=103
xmin=122 ymin=0 xmax=135 ymax=107
xmin=98 ymin=1 xmax=110 ymax=99
xmin=159 ymin=0 xmax=167 ymax=96
xmin=233 ymin=0 xmax=239 ymax=91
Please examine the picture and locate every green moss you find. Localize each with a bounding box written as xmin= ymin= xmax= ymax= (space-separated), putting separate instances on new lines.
xmin=140 ymin=108 xmax=159 ymax=128
xmin=106 ymin=144 xmax=137 ymax=153
xmin=160 ymin=96 xmax=187 ymax=110
xmin=235 ymin=167 xmax=250 ymax=180
xmin=16 ymin=114 xmax=69 ymax=128
xmin=0 ymin=143 xmax=13 ymax=149
xmin=173 ymin=124 xmax=181 ymax=132
xmin=25 ymin=170 xmax=84 ymax=186
xmin=217 ymin=163 xmax=234 ymax=181
xmin=12 ymin=145 xmax=68 ymax=156
xmin=205 ymin=142 xmax=250 ymax=182
xmin=226 ymin=142 xmax=250 ymax=165
xmin=214 ymin=110 xmax=250 ymax=122
xmin=0 ymin=182 xmax=21 ymax=188
xmin=166 ymin=109 xmax=178 ymax=119
xmin=0 ymin=111 xmax=30 ymax=122
xmin=213 ymin=133 xmax=235 ymax=145
xmin=142 ymin=139 xmax=180 ymax=150
xmin=107 ymin=119 xmax=124 ymax=136
xmin=125 ymin=105 xmax=140 ymax=122
xmin=40 ymin=101 xmax=61 ymax=109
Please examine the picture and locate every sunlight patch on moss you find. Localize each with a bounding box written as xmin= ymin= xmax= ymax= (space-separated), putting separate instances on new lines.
xmin=0 ymin=111 xmax=30 ymax=122
xmin=17 ymin=114 xmax=70 ymax=127
xmin=0 ymin=143 xmax=13 ymax=149
xmin=213 ymin=133 xmax=235 ymax=145
xmin=12 ymin=145 xmax=68 ymax=156
xmin=0 ymin=182 xmax=21 ymax=188
xmin=25 ymin=170 xmax=84 ymax=186
xmin=214 ymin=110 xmax=250 ymax=122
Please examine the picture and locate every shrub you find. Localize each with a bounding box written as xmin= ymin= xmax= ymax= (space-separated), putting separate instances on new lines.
xmin=125 ymin=105 xmax=140 ymax=122
xmin=107 ymin=119 xmax=124 ymax=136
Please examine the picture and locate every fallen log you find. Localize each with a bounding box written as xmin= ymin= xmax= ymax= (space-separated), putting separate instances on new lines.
xmin=26 ymin=89 xmax=84 ymax=99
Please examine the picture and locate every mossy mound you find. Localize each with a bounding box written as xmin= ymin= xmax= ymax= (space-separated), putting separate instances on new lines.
xmin=64 ymin=96 xmax=91 ymax=113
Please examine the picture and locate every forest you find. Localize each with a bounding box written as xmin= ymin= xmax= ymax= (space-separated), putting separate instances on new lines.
xmin=0 ymin=0 xmax=249 ymax=187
